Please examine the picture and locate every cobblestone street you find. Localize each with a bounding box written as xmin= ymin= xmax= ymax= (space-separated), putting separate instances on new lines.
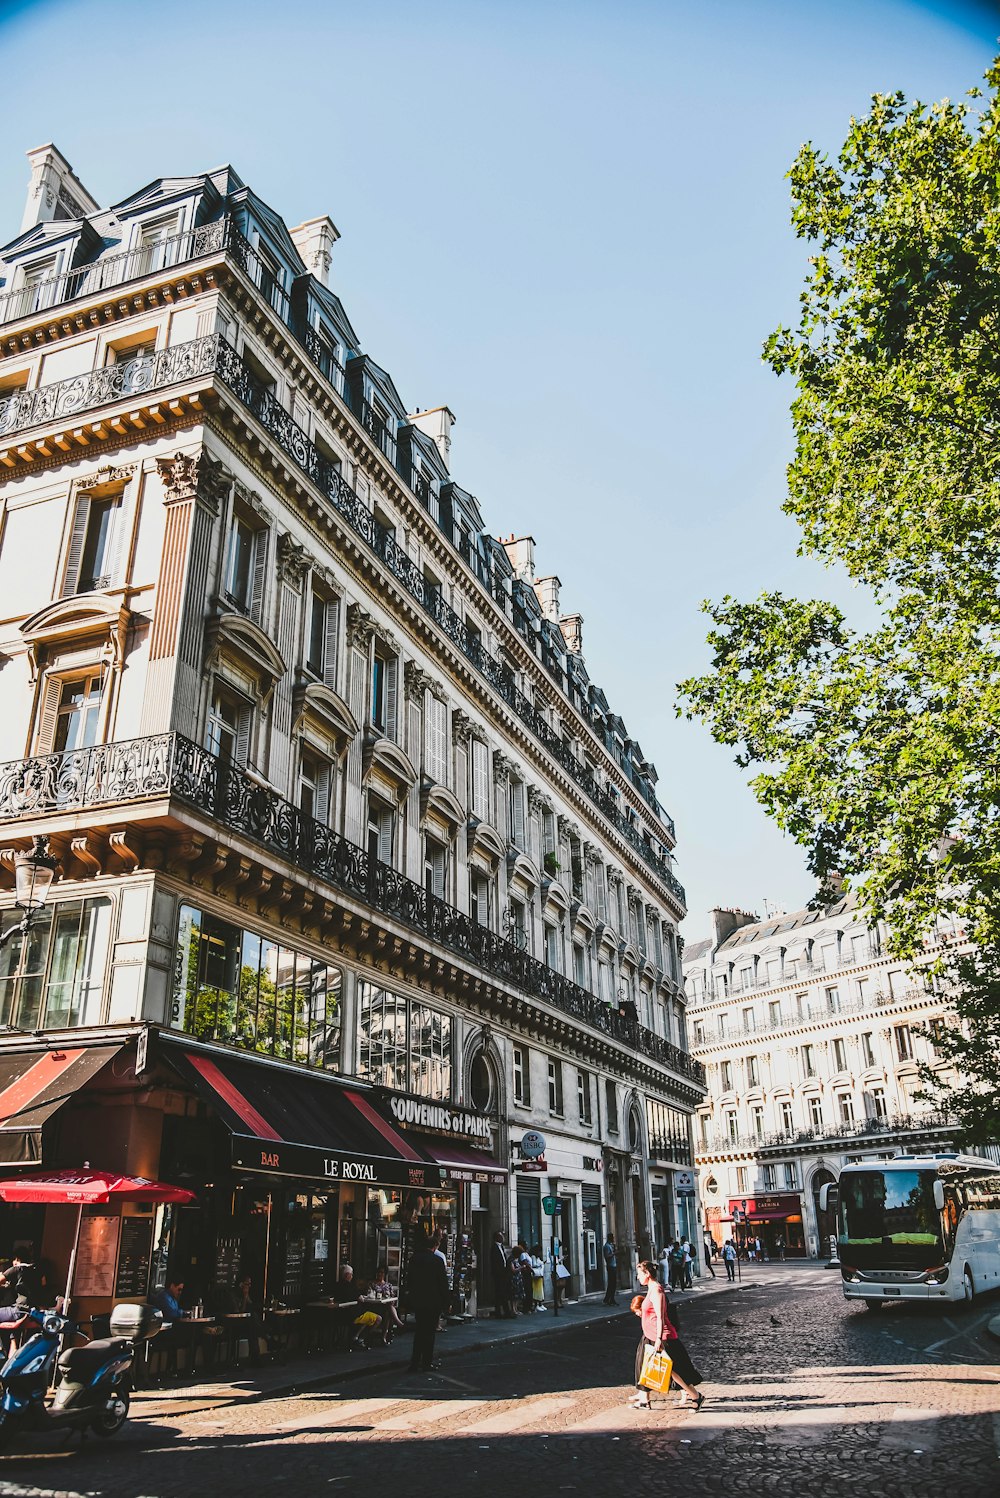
xmin=0 ymin=1266 xmax=997 ymax=1497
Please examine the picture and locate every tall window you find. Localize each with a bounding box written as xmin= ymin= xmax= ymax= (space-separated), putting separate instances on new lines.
xmin=135 ymin=213 xmax=180 ymax=273
xmin=825 ymin=985 xmax=841 ymax=1013
xmin=18 ymin=255 xmax=58 ymax=315
xmin=726 ymin=1110 xmax=738 ymax=1142
xmin=371 ymin=645 xmax=398 ymax=736
xmin=751 ymin=1105 xmax=764 ymax=1138
xmin=769 ymin=1000 xmax=782 ymax=1026
xmin=513 ymin=1045 xmax=530 ymax=1105
xmin=547 ymin=1058 xmax=563 ymax=1115
xmin=780 ymin=1101 xmax=794 ymax=1133
xmin=867 ymin=1086 xmax=887 ymax=1120
xmin=508 ymin=777 xmax=526 ymax=849
xmin=832 ymin=1037 xmax=847 ymax=1071
xmin=366 ymin=797 xmax=394 ymax=865
xmin=762 ymin=1164 xmax=776 ymax=1190
xmin=894 ymin=1024 xmax=914 ymax=1061
xmin=860 ymin=1031 xmax=875 ymax=1067
xmin=53 ymin=673 xmax=103 ymax=753
xmin=63 ymin=488 xmax=127 ymax=597
xmin=172 ymin=905 xmax=341 ymax=1070
xmin=838 ymin=1092 xmax=855 ymax=1125
xmin=720 ymin=1059 xmax=733 ymax=1091
xmin=801 ymin=1044 xmax=816 ymax=1078
xmin=0 ymin=897 xmax=111 ymax=1031
xmin=544 ymin=922 xmax=561 ymax=972
xmin=299 ymin=751 xmax=330 ymax=825
xmin=573 ymin=943 xmax=587 ymax=989
xmin=736 ymin=1165 xmax=749 ymax=1192
xmin=808 ymin=1096 xmax=824 ymax=1130
xmin=224 ymin=515 xmax=265 ymax=617
xmin=425 ymin=695 xmax=448 ymax=784
xmin=306 ymin=589 xmax=339 ymax=687
xmin=470 ymin=739 xmax=490 ymax=820
xmin=746 ymin=1054 xmax=759 ymax=1087
xmin=206 ymin=687 xmax=250 ymax=766
xmin=470 ymin=870 xmax=492 ymax=928
xmin=423 ymin=835 xmax=447 ymax=900
xmin=577 ymin=1068 xmax=592 ymax=1124
xmin=357 ymin=980 xmax=451 ymax=1097
xmin=606 ymin=1078 xmax=619 ymax=1134
xmin=742 ymin=1005 xmax=755 ymax=1032
xmin=783 ymin=1163 xmax=797 ymax=1190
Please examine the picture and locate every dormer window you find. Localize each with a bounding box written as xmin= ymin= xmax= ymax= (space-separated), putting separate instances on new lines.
xmin=135 ymin=214 xmax=180 ymax=275
xmin=16 ymin=256 xmax=59 ymax=317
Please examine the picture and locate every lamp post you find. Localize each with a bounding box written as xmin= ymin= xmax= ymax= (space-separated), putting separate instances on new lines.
xmin=0 ymin=836 xmax=58 ymax=953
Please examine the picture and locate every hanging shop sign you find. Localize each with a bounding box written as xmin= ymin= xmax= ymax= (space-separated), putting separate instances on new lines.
xmin=519 ymin=1129 xmax=547 ymax=1159
xmin=516 ymin=1158 xmax=547 ymax=1173
xmin=387 ymin=1092 xmax=493 ymax=1144
xmin=231 ymin=1136 xmax=441 ymax=1190
xmin=675 ymin=1170 xmax=695 ymax=1196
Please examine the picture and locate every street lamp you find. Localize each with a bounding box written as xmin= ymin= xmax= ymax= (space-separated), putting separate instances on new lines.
xmin=0 ymin=836 xmax=58 ymax=952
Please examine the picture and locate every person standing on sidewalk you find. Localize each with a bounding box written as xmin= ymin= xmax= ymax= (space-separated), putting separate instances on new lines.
xmin=703 ymin=1237 xmax=716 ymax=1278
xmin=491 ymin=1231 xmax=514 ymax=1319
xmin=406 ymin=1231 xmax=450 ymax=1374
xmin=602 ymin=1232 xmax=618 ymax=1305
xmin=722 ymin=1239 xmax=736 ymax=1281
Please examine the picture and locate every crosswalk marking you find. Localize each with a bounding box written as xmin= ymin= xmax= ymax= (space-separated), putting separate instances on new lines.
xmin=457 ymin=1397 xmax=576 ymax=1434
xmin=278 ymin=1397 xmax=400 ymax=1432
xmin=377 ymin=1398 xmax=486 ymax=1430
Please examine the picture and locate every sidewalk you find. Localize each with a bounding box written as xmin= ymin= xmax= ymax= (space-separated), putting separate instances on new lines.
xmin=131 ymin=1269 xmax=778 ymax=1421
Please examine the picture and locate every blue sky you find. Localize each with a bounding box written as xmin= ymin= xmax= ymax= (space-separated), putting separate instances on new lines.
xmin=0 ymin=0 xmax=996 ymax=938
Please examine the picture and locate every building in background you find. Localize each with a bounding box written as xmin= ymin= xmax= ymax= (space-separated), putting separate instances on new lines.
xmin=0 ymin=144 xmax=703 ymax=1317
xmin=684 ymin=898 xmax=961 ymax=1258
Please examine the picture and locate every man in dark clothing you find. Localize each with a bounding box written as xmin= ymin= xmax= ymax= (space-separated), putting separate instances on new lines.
xmin=490 ymin=1231 xmax=513 ymax=1318
xmin=0 ymin=1255 xmax=44 ymax=1309
xmin=406 ymin=1233 xmax=450 ymax=1373
xmin=602 ymin=1233 xmax=618 ymax=1306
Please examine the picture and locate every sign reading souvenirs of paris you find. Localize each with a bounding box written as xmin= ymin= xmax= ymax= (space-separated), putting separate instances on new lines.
xmin=387 ymin=1092 xmax=493 ymax=1144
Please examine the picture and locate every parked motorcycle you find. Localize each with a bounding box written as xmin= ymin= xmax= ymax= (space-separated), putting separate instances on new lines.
xmin=0 ymin=1302 xmax=161 ymax=1446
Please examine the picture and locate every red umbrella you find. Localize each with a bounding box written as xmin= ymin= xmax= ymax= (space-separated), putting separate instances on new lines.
xmin=0 ymin=1169 xmax=195 ymax=1314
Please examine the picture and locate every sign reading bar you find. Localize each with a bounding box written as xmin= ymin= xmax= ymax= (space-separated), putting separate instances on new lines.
xmin=231 ymin=1134 xmax=442 ymax=1190
xmin=387 ymin=1093 xmax=492 ymax=1144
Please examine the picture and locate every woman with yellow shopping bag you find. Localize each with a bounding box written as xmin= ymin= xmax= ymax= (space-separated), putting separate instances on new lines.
xmin=630 ymin=1261 xmax=704 ymax=1411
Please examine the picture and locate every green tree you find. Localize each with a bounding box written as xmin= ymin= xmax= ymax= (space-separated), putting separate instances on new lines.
xmin=678 ymin=63 xmax=1000 ymax=1142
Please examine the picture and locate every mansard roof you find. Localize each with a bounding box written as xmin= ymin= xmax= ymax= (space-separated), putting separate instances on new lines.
xmin=228 ymin=185 xmax=307 ymax=275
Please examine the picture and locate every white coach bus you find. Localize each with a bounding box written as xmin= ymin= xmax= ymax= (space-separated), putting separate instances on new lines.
xmin=820 ymin=1153 xmax=1000 ymax=1308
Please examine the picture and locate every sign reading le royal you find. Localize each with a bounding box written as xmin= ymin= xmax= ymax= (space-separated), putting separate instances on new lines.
xmin=388 ymin=1093 xmax=492 ymax=1143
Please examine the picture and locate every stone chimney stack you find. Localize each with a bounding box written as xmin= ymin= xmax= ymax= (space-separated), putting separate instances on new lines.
xmin=407 ymin=406 xmax=456 ymax=471
xmin=533 ymin=575 xmax=561 ymax=622
xmin=21 ymin=143 xmax=99 ymax=233
xmin=501 ymin=535 xmax=535 ymax=581
xmin=288 ymin=216 xmax=341 ymax=286
xmin=710 ymin=906 xmax=759 ymax=947
xmin=559 ymin=613 xmax=584 ymax=656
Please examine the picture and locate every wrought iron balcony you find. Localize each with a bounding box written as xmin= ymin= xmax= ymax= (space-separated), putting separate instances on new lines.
xmin=696 ymin=1110 xmax=956 ymax=1157
xmin=0 ymin=732 xmax=705 ymax=1086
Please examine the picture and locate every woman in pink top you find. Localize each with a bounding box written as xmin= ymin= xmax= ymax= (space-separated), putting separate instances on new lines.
xmin=630 ymin=1260 xmax=704 ymax=1410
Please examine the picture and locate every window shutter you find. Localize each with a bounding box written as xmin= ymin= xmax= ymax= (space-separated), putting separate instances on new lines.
xmin=251 ymin=527 xmax=269 ymax=625
xmin=384 ymin=654 xmax=398 ymax=740
xmin=378 ymin=809 xmax=393 ymax=865
xmin=322 ymin=595 xmax=340 ymax=690
xmin=61 ymin=496 xmax=91 ymax=597
xmin=36 ymin=676 xmax=63 ymax=753
xmin=427 ymin=695 xmax=447 ymax=784
xmin=235 ymin=705 xmax=251 ymax=768
xmin=472 ymin=739 xmax=489 ymax=818
xmin=317 ymin=761 xmax=331 ymax=825
xmin=106 ymin=493 xmax=128 ymax=587
xmin=511 ymin=781 xmax=525 ymax=849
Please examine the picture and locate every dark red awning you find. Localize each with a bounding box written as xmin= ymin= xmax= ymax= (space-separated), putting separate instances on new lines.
xmin=0 ymin=1045 xmax=122 ymax=1165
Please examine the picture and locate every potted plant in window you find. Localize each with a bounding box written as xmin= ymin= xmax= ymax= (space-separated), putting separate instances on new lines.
xmin=543 ymin=851 xmax=560 ymax=878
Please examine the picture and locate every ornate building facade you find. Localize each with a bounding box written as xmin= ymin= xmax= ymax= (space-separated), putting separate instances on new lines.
xmin=0 ymin=145 xmax=702 ymax=1315
xmin=684 ymin=899 xmax=960 ymax=1259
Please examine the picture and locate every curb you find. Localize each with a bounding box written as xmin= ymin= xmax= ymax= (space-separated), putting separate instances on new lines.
xmin=133 ymin=1282 xmax=764 ymax=1420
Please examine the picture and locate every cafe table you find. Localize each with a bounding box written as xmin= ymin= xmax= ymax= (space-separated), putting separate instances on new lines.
xmin=263 ymin=1306 xmax=300 ymax=1362
xmin=305 ymin=1299 xmax=355 ymax=1354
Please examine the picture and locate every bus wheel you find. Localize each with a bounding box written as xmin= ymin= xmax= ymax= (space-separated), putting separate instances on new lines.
xmin=962 ymin=1267 xmax=975 ymax=1304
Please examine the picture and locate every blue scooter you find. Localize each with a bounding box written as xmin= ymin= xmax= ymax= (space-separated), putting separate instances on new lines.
xmin=0 ymin=1302 xmax=161 ymax=1447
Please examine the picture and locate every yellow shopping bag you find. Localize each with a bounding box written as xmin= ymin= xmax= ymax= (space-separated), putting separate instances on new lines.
xmin=638 ymin=1346 xmax=674 ymax=1394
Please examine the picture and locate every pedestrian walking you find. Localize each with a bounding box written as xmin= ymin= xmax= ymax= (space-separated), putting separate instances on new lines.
xmin=490 ymin=1231 xmax=514 ymax=1319
xmin=406 ymin=1231 xmax=450 ymax=1374
xmin=530 ymin=1246 xmax=546 ymax=1311
xmin=508 ymin=1244 xmax=525 ymax=1313
xmin=668 ymin=1239 xmax=685 ymax=1291
xmin=775 ymin=1235 xmax=786 ymax=1262
xmin=515 ymin=1241 xmax=533 ymax=1313
xmin=681 ymin=1238 xmax=693 ymax=1290
xmin=628 ymin=1261 xmax=703 ymax=1411
xmin=602 ymin=1232 xmax=618 ymax=1305
xmin=703 ymin=1237 xmax=716 ymax=1278
xmin=722 ymin=1239 xmax=736 ymax=1281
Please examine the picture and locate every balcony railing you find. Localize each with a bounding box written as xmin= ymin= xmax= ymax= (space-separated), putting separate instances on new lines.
xmin=0 ymin=732 xmax=705 ymax=1085
xmin=697 ymin=1110 xmax=956 ymax=1156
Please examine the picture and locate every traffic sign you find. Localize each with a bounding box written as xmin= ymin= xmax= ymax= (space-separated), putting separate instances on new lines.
xmin=542 ymin=1195 xmax=562 ymax=1215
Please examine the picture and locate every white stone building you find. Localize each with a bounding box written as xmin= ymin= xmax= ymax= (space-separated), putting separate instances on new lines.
xmin=0 ymin=145 xmax=702 ymax=1319
xmin=684 ymin=898 xmax=961 ymax=1258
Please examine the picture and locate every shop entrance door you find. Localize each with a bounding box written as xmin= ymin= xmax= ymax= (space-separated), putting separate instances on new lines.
xmin=581 ymin=1186 xmax=602 ymax=1294
xmin=516 ymin=1177 xmax=542 ymax=1256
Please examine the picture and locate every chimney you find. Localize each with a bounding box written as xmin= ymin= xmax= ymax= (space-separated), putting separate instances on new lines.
xmin=501 ymin=534 xmax=535 ymax=581
xmin=407 ymin=405 xmax=456 ymax=471
xmin=288 ymin=215 xmax=341 ymax=286
xmin=533 ymin=575 xmax=561 ymax=622
xmin=559 ymin=613 xmax=583 ymax=656
xmin=21 ymin=143 xmax=99 ymax=234
xmin=710 ymin=906 xmax=759 ymax=947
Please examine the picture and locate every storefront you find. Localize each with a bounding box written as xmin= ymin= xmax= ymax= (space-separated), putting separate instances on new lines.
xmin=727 ymin=1193 xmax=805 ymax=1258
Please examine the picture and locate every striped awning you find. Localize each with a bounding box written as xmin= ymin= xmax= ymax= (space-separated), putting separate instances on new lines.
xmin=0 ymin=1045 xmax=123 ymax=1164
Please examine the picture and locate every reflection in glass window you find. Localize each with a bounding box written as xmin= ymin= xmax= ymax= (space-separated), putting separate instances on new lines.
xmin=357 ymin=980 xmax=452 ymax=1098
xmin=171 ymin=904 xmax=341 ymax=1070
xmin=0 ymin=898 xmax=110 ymax=1031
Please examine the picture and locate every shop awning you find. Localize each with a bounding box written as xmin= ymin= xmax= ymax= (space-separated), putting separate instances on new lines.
xmin=166 ymin=1046 xmax=444 ymax=1190
xmin=0 ymin=1045 xmax=122 ymax=1165
xmin=408 ymin=1134 xmax=508 ymax=1185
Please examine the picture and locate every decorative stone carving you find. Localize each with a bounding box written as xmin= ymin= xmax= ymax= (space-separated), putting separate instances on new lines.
xmin=451 ymin=709 xmax=473 ymax=748
xmin=197 ymin=454 xmax=230 ymax=512
xmin=81 ymin=463 xmax=137 ymax=495
xmin=527 ymin=785 xmax=550 ymax=814
xmin=233 ymin=481 xmax=270 ymax=522
xmin=492 ymin=751 xmax=512 ymax=785
xmin=276 ymin=531 xmax=311 ymax=585
xmin=346 ymin=602 xmax=375 ymax=650
xmin=156 ymin=451 xmax=228 ymax=512
xmin=404 ymin=660 xmax=432 ymax=702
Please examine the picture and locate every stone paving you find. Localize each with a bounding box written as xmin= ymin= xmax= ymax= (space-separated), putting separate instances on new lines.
xmin=0 ymin=1265 xmax=997 ymax=1497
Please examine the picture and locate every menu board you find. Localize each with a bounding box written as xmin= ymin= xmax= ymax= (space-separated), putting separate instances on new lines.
xmin=74 ymin=1214 xmax=120 ymax=1298
xmin=114 ymin=1217 xmax=153 ymax=1298
xmin=214 ymin=1235 xmax=243 ymax=1292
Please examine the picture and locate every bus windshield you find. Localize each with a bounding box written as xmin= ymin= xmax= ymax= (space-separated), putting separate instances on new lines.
xmin=838 ymin=1169 xmax=943 ymax=1268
